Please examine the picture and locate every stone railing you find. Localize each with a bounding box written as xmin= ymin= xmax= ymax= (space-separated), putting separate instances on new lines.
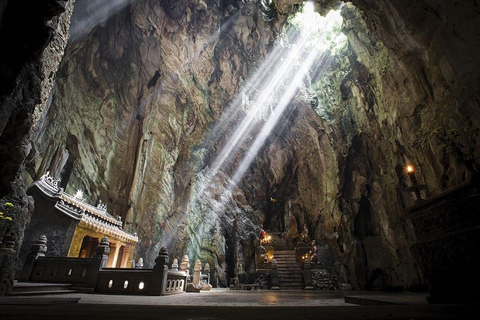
xmin=18 ymin=236 xmax=186 ymax=296
xmin=95 ymin=247 xmax=187 ymax=295
xmin=19 ymin=235 xmax=110 ymax=289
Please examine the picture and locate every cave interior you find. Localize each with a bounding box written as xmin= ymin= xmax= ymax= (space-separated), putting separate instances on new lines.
xmin=1 ymin=0 xmax=480 ymax=308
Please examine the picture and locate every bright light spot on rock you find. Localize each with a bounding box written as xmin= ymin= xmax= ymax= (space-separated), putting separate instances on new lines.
xmin=304 ymin=1 xmax=315 ymax=13
xmin=289 ymin=3 xmax=348 ymax=54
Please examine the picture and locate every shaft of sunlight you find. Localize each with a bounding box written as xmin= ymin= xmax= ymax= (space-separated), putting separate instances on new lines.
xmin=70 ymin=0 xmax=135 ymax=41
xmin=210 ymin=30 xmax=314 ymax=176
xmin=231 ymin=48 xmax=324 ymax=185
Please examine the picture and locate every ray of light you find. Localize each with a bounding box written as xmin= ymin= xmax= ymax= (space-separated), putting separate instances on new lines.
xmin=209 ymin=31 xmax=313 ymax=176
xmin=162 ymin=4 xmax=348 ymax=263
xmin=69 ymin=0 xmax=136 ymax=41
xmin=231 ymin=49 xmax=328 ymax=185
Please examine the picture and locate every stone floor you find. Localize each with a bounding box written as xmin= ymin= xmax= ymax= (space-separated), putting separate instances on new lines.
xmin=0 ymin=288 xmax=478 ymax=319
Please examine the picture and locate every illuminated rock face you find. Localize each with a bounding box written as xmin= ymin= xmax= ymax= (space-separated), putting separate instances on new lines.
xmin=23 ymin=0 xmax=480 ymax=288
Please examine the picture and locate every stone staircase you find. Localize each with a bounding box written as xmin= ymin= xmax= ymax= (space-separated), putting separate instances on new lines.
xmin=7 ymin=282 xmax=79 ymax=296
xmin=274 ymin=250 xmax=304 ymax=289
xmin=271 ymin=235 xmax=304 ymax=289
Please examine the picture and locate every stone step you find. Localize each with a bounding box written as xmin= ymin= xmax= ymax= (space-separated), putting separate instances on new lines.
xmin=278 ymin=275 xmax=302 ymax=278
xmin=278 ymin=273 xmax=303 ymax=277
xmin=10 ymin=283 xmax=74 ymax=293
xmin=277 ymin=269 xmax=302 ymax=273
xmin=279 ymin=284 xmax=305 ymax=289
xmin=7 ymin=289 xmax=79 ymax=296
xmin=279 ymin=281 xmax=304 ymax=285
xmin=278 ymin=277 xmax=303 ymax=283
xmin=8 ymin=282 xmax=80 ymax=296
xmin=274 ymin=258 xmax=297 ymax=261
xmin=276 ymin=265 xmax=300 ymax=268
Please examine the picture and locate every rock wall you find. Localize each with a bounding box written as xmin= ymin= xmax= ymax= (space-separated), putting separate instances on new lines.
xmin=329 ymin=0 xmax=480 ymax=288
xmin=22 ymin=0 xmax=480 ymax=289
xmin=0 ymin=0 xmax=75 ymax=296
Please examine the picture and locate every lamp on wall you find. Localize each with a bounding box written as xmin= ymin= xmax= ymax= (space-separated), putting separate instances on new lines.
xmin=405 ymin=165 xmax=427 ymax=203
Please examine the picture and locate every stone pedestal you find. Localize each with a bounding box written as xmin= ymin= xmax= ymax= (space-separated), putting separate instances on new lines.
xmin=407 ymin=178 xmax=480 ymax=303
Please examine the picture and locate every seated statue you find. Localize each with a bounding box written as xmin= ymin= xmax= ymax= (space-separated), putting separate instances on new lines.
xmin=300 ymin=224 xmax=310 ymax=244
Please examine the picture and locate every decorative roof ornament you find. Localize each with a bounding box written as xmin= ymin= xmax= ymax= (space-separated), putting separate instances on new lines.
xmin=40 ymin=171 xmax=60 ymax=191
xmin=97 ymin=200 xmax=107 ymax=212
xmin=74 ymin=189 xmax=84 ymax=200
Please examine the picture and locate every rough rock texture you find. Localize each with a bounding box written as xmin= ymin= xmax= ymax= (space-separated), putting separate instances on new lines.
xmin=331 ymin=0 xmax=480 ymax=289
xmin=0 ymin=0 xmax=74 ymax=296
xmin=24 ymin=0 xmax=282 ymax=286
xmin=22 ymin=0 xmax=480 ymax=290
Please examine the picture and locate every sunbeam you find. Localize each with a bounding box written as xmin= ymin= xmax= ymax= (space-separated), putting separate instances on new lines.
xmin=69 ymin=0 xmax=136 ymax=42
xmin=148 ymin=2 xmax=349 ymax=267
xmin=177 ymin=3 xmax=348 ymax=259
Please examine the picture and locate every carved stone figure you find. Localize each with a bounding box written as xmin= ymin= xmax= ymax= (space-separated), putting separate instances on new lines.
xmin=171 ymin=258 xmax=179 ymax=271
xmin=301 ymin=224 xmax=310 ymax=244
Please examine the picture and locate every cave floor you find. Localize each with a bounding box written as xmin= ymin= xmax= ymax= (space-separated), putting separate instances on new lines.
xmin=1 ymin=288 xmax=478 ymax=319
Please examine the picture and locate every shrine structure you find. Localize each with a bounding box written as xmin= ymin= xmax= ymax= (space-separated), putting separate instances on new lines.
xmin=17 ymin=173 xmax=138 ymax=273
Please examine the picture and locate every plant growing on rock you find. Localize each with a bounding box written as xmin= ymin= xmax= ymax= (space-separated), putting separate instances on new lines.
xmin=0 ymin=202 xmax=14 ymax=222
xmin=431 ymin=126 xmax=480 ymax=176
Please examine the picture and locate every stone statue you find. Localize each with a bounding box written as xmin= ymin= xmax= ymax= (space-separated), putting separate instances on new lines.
xmin=301 ymin=224 xmax=310 ymax=244
xmin=171 ymin=258 xmax=179 ymax=271
xmin=136 ymin=257 xmax=144 ymax=269
xmin=260 ymin=224 xmax=266 ymax=241
xmin=309 ymin=240 xmax=317 ymax=262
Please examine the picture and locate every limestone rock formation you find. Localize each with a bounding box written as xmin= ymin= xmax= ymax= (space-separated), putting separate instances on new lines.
xmin=0 ymin=0 xmax=74 ymax=296
xmin=19 ymin=0 xmax=480 ymax=290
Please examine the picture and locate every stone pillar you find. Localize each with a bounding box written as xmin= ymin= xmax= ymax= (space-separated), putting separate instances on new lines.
xmin=125 ymin=245 xmax=135 ymax=268
xmin=67 ymin=228 xmax=87 ymax=257
xmin=303 ymin=259 xmax=314 ymax=290
xmin=204 ymin=263 xmax=210 ymax=284
xmin=149 ymin=246 xmax=169 ymax=296
xmin=118 ymin=246 xmax=127 ymax=268
xmin=18 ymin=235 xmax=47 ymax=282
xmin=86 ymin=237 xmax=110 ymax=288
xmin=106 ymin=242 xmax=118 ymax=267
xmin=180 ymin=255 xmax=190 ymax=280
xmin=192 ymin=259 xmax=201 ymax=285
xmin=270 ymin=259 xmax=280 ymax=290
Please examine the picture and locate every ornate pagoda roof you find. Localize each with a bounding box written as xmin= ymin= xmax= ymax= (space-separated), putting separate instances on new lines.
xmin=30 ymin=172 xmax=138 ymax=245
